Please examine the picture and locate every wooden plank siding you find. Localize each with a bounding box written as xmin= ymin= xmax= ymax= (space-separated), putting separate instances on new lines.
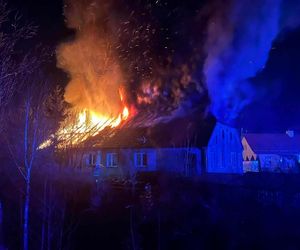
xmin=206 ymin=123 xmax=243 ymax=173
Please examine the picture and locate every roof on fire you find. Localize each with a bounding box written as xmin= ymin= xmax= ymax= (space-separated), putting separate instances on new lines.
xmin=84 ymin=114 xmax=218 ymax=149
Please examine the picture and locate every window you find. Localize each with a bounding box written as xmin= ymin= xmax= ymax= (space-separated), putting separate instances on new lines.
xmin=88 ymin=153 xmax=96 ymax=166
xmin=106 ymin=153 xmax=118 ymax=167
xmin=135 ymin=152 xmax=148 ymax=167
xmin=264 ymin=156 xmax=272 ymax=168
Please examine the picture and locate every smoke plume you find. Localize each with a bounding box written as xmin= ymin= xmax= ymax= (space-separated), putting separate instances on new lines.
xmin=204 ymin=0 xmax=300 ymax=122
xmin=57 ymin=0 xmax=210 ymax=125
xmin=57 ymin=0 xmax=124 ymax=117
xmin=57 ymin=0 xmax=300 ymax=125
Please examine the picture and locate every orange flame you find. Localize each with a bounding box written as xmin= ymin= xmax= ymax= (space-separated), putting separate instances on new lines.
xmin=39 ymin=88 xmax=130 ymax=149
xmin=66 ymin=87 xmax=130 ymax=138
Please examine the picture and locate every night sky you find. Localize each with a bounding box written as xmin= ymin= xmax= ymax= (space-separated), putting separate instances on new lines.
xmin=239 ymin=29 xmax=300 ymax=132
xmin=9 ymin=0 xmax=300 ymax=132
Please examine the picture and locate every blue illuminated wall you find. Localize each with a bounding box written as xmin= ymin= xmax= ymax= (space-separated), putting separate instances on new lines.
xmin=83 ymin=147 xmax=202 ymax=177
xmin=206 ymin=123 xmax=243 ymax=174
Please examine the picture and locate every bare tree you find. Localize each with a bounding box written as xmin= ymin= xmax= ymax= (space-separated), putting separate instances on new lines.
xmin=0 ymin=1 xmax=38 ymax=132
xmin=5 ymin=71 xmax=62 ymax=250
xmin=22 ymin=91 xmax=40 ymax=250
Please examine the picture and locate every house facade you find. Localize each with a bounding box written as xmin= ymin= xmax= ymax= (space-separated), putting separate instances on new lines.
xmin=242 ymin=131 xmax=300 ymax=173
xmin=82 ymin=117 xmax=243 ymax=177
xmin=85 ymin=147 xmax=202 ymax=177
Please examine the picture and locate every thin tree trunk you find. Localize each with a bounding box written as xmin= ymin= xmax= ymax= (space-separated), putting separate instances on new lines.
xmin=22 ymin=96 xmax=39 ymax=250
xmin=23 ymin=174 xmax=31 ymax=250
xmin=23 ymin=100 xmax=30 ymax=250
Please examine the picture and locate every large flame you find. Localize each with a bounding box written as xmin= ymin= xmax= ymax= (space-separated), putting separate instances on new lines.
xmin=59 ymin=88 xmax=129 ymax=145
xmin=38 ymin=89 xmax=130 ymax=149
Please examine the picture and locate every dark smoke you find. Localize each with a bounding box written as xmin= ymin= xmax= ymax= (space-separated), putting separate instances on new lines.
xmin=58 ymin=0 xmax=300 ymax=125
xmin=57 ymin=0 xmax=209 ymax=124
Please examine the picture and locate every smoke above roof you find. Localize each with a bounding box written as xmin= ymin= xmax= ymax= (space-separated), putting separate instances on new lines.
xmin=57 ymin=0 xmax=300 ymax=125
xmin=204 ymin=0 xmax=300 ymax=122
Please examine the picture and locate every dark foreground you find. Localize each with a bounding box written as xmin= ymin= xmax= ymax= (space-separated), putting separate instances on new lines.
xmin=1 ymin=166 xmax=300 ymax=250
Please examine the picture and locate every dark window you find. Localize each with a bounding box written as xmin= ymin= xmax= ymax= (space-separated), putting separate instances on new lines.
xmin=264 ymin=156 xmax=272 ymax=168
xmin=88 ymin=153 xmax=96 ymax=166
xmin=106 ymin=153 xmax=118 ymax=167
xmin=222 ymin=130 xmax=225 ymax=139
xmin=135 ymin=152 xmax=148 ymax=167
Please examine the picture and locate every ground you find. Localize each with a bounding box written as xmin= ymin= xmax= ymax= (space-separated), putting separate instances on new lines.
xmin=1 ymin=165 xmax=300 ymax=250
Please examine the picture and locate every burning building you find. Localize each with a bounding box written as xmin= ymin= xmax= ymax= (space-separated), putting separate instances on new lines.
xmin=80 ymin=115 xmax=243 ymax=177
xmin=51 ymin=0 xmax=246 ymax=175
xmin=49 ymin=0 xmax=300 ymax=175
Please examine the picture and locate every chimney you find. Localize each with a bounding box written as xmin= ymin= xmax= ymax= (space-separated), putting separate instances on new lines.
xmin=286 ymin=130 xmax=295 ymax=138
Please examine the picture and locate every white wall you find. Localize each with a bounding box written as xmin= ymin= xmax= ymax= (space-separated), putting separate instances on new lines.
xmin=82 ymin=147 xmax=202 ymax=177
